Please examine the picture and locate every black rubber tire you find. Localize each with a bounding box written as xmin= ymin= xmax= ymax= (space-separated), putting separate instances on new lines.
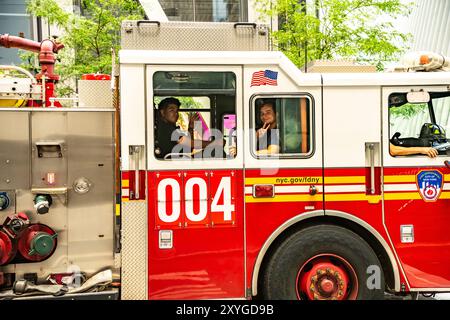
xmin=262 ymin=224 xmax=385 ymax=300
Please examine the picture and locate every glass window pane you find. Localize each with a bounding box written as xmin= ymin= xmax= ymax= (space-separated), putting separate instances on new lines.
xmin=159 ymin=0 xmax=243 ymax=22
xmin=433 ymin=96 xmax=450 ymax=134
xmin=153 ymin=71 xmax=236 ymax=94
xmin=253 ymin=97 xmax=312 ymax=158
xmin=153 ymin=72 xmax=236 ymax=160
xmin=389 ymin=102 xmax=430 ymax=138
xmin=389 ymin=91 xmax=450 ymax=157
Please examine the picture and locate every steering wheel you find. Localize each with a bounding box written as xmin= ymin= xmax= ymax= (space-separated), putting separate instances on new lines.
xmin=433 ymin=141 xmax=450 ymax=151
xmin=163 ymin=153 xmax=192 ymax=160
xmin=390 ymin=132 xmax=401 ymax=145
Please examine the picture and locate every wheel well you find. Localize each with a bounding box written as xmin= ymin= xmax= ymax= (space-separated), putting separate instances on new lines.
xmin=255 ymin=216 xmax=395 ymax=299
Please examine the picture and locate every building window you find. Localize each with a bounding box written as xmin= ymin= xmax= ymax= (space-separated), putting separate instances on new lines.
xmin=159 ymin=0 xmax=247 ymax=22
xmin=0 ymin=0 xmax=33 ymax=65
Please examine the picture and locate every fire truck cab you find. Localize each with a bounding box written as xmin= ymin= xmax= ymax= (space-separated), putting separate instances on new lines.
xmin=119 ymin=21 xmax=450 ymax=300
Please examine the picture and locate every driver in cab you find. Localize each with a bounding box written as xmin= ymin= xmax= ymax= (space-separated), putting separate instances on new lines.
xmin=154 ymin=97 xmax=223 ymax=159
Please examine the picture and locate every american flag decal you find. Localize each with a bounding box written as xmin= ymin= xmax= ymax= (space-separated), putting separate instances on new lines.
xmin=251 ymin=70 xmax=278 ymax=87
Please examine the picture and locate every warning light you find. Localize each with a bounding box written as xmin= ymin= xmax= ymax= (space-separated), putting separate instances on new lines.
xmin=46 ymin=172 xmax=56 ymax=185
xmin=419 ymin=55 xmax=430 ymax=65
xmin=253 ymin=184 xmax=274 ymax=198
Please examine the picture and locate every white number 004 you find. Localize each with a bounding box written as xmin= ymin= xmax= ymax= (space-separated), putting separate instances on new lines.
xmin=157 ymin=177 xmax=235 ymax=223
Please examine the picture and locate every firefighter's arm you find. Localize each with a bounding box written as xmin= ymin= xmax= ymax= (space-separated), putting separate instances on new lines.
xmin=178 ymin=135 xmax=205 ymax=149
xmin=256 ymin=144 xmax=280 ymax=155
xmin=179 ymin=135 xmax=223 ymax=150
xmin=389 ymin=143 xmax=438 ymax=158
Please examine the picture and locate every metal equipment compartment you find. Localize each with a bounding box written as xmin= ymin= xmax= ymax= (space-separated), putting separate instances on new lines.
xmin=0 ymin=108 xmax=115 ymax=285
xmin=121 ymin=20 xmax=270 ymax=51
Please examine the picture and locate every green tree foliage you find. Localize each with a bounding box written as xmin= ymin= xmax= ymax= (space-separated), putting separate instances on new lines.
xmin=154 ymin=96 xmax=206 ymax=109
xmin=390 ymin=103 xmax=428 ymax=118
xmin=255 ymin=0 xmax=412 ymax=69
xmin=23 ymin=0 xmax=145 ymax=96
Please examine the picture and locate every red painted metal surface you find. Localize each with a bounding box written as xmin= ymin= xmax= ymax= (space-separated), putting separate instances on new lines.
xmin=122 ymin=170 xmax=146 ymax=201
xmin=141 ymin=163 xmax=450 ymax=298
xmin=0 ymin=231 xmax=15 ymax=266
xmin=147 ymin=169 xmax=245 ymax=299
xmin=383 ymin=166 xmax=450 ymax=288
xmin=323 ymin=167 xmax=409 ymax=289
xmin=244 ymin=168 xmax=324 ymax=293
xmin=81 ymin=74 xmax=111 ymax=80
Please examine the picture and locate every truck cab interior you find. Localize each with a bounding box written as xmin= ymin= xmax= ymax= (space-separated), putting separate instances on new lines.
xmin=389 ymin=91 xmax=450 ymax=155
xmin=152 ymin=71 xmax=236 ymax=160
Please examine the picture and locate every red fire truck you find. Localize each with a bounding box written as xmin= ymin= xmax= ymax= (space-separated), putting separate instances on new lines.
xmin=1 ymin=21 xmax=450 ymax=300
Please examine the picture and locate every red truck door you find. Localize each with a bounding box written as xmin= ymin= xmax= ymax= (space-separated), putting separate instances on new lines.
xmin=382 ymin=86 xmax=450 ymax=290
xmin=146 ymin=65 xmax=245 ymax=299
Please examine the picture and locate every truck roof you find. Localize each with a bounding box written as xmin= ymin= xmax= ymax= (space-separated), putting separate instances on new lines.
xmin=120 ymin=50 xmax=450 ymax=88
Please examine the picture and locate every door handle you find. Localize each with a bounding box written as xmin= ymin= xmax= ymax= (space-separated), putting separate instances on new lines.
xmin=365 ymin=142 xmax=380 ymax=196
xmin=367 ymin=143 xmax=375 ymax=195
xmin=129 ymin=145 xmax=144 ymax=199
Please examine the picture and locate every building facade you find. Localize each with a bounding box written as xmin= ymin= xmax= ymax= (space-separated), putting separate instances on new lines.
xmin=0 ymin=0 xmax=75 ymax=65
xmin=0 ymin=0 xmax=258 ymax=65
xmin=157 ymin=0 xmax=248 ymax=22
xmin=0 ymin=0 xmax=33 ymax=65
xmin=407 ymin=0 xmax=450 ymax=55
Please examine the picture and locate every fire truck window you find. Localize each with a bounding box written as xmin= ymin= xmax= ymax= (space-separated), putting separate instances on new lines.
xmin=253 ymin=97 xmax=312 ymax=158
xmin=389 ymin=92 xmax=450 ymax=157
xmin=153 ymin=71 xmax=236 ymax=160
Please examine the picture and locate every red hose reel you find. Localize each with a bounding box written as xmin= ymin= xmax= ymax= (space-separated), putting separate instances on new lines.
xmin=0 ymin=231 xmax=15 ymax=265
xmin=18 ymin=224 xmax=57 ymax=262
xmin=0 ymin=212 xmax=57 ymax=265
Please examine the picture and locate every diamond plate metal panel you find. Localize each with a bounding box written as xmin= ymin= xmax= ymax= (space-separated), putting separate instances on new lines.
xmin=121 ymin=200 xmax=148 ymax=300
xmin=121 ymin=20 xmax=270 ymax=51
xmin=78 ymin=80 xmax=112 ymax=108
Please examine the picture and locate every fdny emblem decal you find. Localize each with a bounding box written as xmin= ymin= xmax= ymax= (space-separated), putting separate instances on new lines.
xmin=416 ymin=170 xmax=443 ymax=202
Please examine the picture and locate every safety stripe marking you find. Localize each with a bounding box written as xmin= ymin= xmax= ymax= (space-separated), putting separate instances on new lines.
xmin=245 ymin=184 xmax=450 ymax=196
xmin=245 ymin=176 xmax=368 ymax=185
xmin=384 ymin=184 xmax=418 ymax=192
xmin=245 ymin=177 xmax=323 ymax=185
xmin=385 ymin=174 xmax=450 ymax=183
xmin=245 ymin=191 xmax=450 ymax=203
xmin=326 ymin=185 xmax=367 ymax=193
xmin=384 ymin=183 xmax=450 ymax=192
xmin=121 ymin=199 xmax=146 ymax=203
xmin=244 ymin=185 xmax=366 ymax=195
xmin=121 ymin=179 xmax=130 ymax=202
xmin=384 ymin=175 xmax=416 ymax=183
xmin=245 ymin=194 xmax=322 ymax=203
xmin=384 ymin=192 xmax=450 ymax=200
xmin=246 ymin=174 xmax=450 ymax=186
